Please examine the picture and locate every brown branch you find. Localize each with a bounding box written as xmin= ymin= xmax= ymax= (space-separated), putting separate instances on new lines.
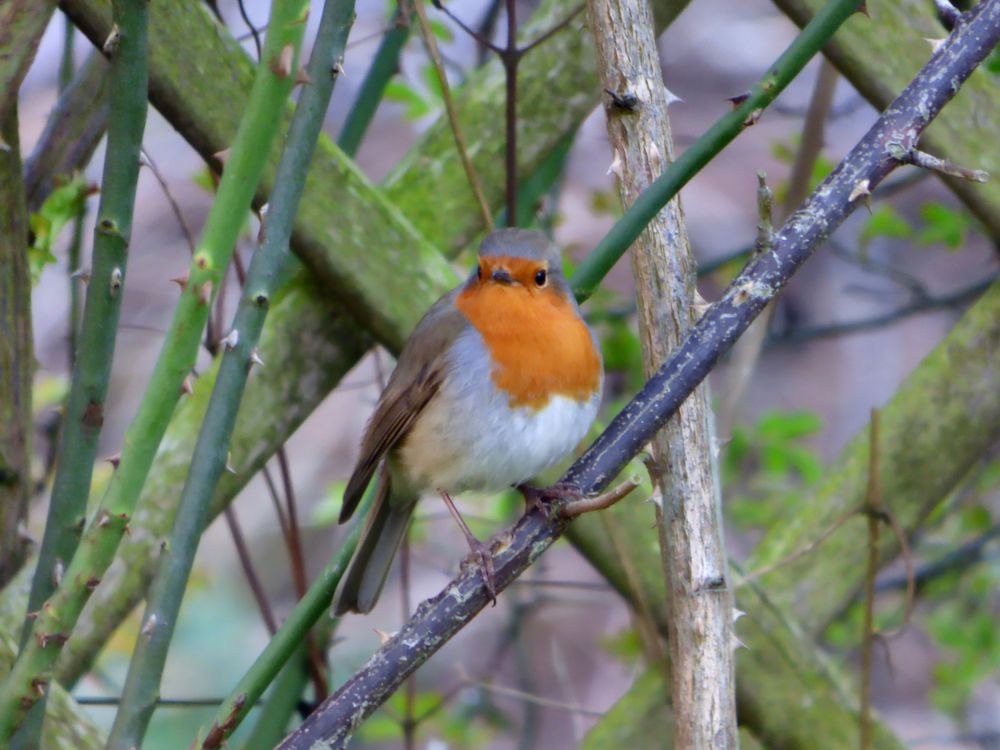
xmin=560 ymin=478 xmax=639 ymax=517
xmin=412 ymin=0 xmax=494 ymax=230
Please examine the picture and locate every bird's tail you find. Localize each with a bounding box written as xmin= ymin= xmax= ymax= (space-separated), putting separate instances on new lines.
xmin=333 ymin=473 xmax=416 ymax=615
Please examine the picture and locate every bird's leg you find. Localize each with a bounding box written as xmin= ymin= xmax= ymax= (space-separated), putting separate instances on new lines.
xmin=515 ymin=481 xmax=582 ymax=514
xmin=440 ymin=491 xmax=497 ymax=606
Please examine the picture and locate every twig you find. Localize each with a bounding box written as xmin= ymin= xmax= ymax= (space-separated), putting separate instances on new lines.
xmin=236 ymin=0 xmax=264 ymax=61
xmin=274 ymin=6 xmax=1000 ymax=745
xmin=934 ymin=0 xmax=961 ymax=30
xmin=755 ymin=171 xmax=775 ymax=253
xmin=103 ymin=2 xmax=346 ymax=745
xmin=874 ymin=506 xmax=916 ymax=638
xmin=0 ymin=0 xmax=310 ymax=741
xmin=860 ymin=409 xmax=881 ymax=750
xmin=412 ymin=0 xmax=494 ymax=230
xmin=875 ymin=522 xmax=1000 ymax=594
xmin=560 ymin=478 xmax=639 ymax=517
xmin=738 ymin=509 xmax=857 ymax=585
xmin=767 ymin=273 xmax=997 ymax=345
xmin=140 ymin=147 xmax=197 ymax=254
xmin=460 ymin=677 xmax=604 ymax=717
xmin=223 ymin=507 xmax=278 ymax=635
xmin=899 ymin=148 xmax=989 ymax=183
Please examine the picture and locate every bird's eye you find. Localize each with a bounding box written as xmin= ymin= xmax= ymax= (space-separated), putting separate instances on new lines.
xmin=477 ymin=265 xmax=483 ymax=280
xmin=534 ymin=269 xmax=547 ymax=286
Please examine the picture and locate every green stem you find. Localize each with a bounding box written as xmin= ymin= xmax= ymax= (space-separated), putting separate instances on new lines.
xmin=337 ymin=1 xmax=410 ymax=157
xmin=569 ymin=0 xmax=861 ymax=301
xmin=195 ymin=488 xmax=372 ymax=749
xmin=240 ymin=647 xmax=311 ymax=749
xmin=0 ymin=0 xmax=308 ymax=740
xmin=106 ymin=0 xmax=354 ymax=745
xmin=9 ymin=0 xmax=148 ymax=744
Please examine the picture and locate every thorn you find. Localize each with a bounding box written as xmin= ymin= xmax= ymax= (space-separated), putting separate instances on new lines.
xmin=72 ymin=268 xmax=91 ymax=285
xmin=181 ymin=374 xmax=196 ymax=396
xmin=110 ymin=266 xmax=123 ymax=298
xmin=199 ymin=280 xmax=214 ymax=305
xmin=663 ymin=86 xmax=683 ymax=107
xmin=249 ymin=348 xmax=264 ymax=369
xmin=170 ymin=274 xmax=189 ymax=291
xmin=924 ymin=37 xmax=946 ymax=53
xmin=606 ymin=149 xmax=624 ymax=179
xmin=332 ymin=58 xmax=346 ymax=78
xmin=271 ymin=43 xmax=294 ymax=78
xmin=648 ymin=141 xmax=662 ymax=167
xmin=726 ymin=91 xmax=750 ymax=109
xmin=97 ymin=511 xmax=112 ymax=528
xmin=692 ymin=290 xmax=711 ymax=319
xmin=105 ymin=452 xmax=121 ymax=469
xmin=733 ymin=608 xmax=747 ymax=623
xmin=214 ymin=147 xmax=231 ymax=167
xmin=732 ymin=635 xmax=748 ymax=651
xmin=31 ymin=678 xmax=48 ymax=698
xmin=225 ymin=452 xmax=237 ymax=474
xmin=25 ymin=610 xmax=38 ymax=621
xmin=52 ymin=559 xmax=64 ymax=587
xmin=295 ymin=66 xmax=313 ymax=86
xmin=743 ymin=108 xmax=763 ymax=127
xmin=373 ymin=628 xmax=396 ymax=645
xmin=141 ymin=614 xmax=158 ymax=642
xmin=85 ymin=576 xmax=102 ymax=590
xmin=102 ymin=23 xmax=121 ymax=54
xmin=0 ymin=134 xmax=9 ymax=152
xmin=222 ymin=329 xmax=240 ymax=351
xmin=849 ymin=178 xmax=871 ymax=203
xmin=38 ymin=632 xmax=68 ymax=649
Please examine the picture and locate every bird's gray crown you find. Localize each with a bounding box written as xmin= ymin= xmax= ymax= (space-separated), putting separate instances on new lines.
xmin=478 ymin=228 xmax=562 ymax=272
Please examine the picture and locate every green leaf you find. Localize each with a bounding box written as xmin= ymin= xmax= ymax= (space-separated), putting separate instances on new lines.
xmin=757 ymin=411 xmax=822 ymax=441
xmin=428 ymin=18 xmax=453 ymax=42
xmin=917 ymin=202 xmax=969 ymax=249
xmin=859 ymin=204 xmax=912 ymax=247
xmin=384 ymin=78 xmax=433 ymax=120
xmin=28 ymin=175 xmax=92 ymax=284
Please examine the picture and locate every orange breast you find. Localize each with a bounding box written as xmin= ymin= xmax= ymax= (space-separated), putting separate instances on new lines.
xmin=455 ymin=283 xmax=602 ymax=410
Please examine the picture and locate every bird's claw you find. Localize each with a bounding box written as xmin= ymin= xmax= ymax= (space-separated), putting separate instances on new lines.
xmin=516 ymin=481 xmax=582 ymax=514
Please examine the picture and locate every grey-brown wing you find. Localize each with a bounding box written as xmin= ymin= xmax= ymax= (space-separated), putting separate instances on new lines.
xmin=339 ymin=291 xmax=467 ymax=522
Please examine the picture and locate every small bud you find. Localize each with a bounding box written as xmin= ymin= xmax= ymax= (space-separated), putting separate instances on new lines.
xmin=105 ymin=453 xmax=121 ymax=469
xmin=181 ymin=374 xmax=195 ymax=396
xmin=249 ymin=348 xmax=264 ymax=369
xmin=110 ymin=267 xmax=123 ymax=298
xmin=170 ymin=274 xmax=189 ymax=291
xmin=332 ymin=59 xmax=346 ymax=78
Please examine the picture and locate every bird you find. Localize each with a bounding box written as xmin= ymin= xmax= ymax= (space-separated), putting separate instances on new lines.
xmin=333 ymin=228 xmax=603 ymax=615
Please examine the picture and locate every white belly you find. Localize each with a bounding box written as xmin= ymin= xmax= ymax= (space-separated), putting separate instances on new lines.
xmin=398 ymin=329 xmax=601 ymax=493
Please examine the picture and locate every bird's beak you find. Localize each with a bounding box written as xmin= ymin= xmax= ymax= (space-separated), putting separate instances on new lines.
xmin=491 ymin=268 xmax=514 ymax=285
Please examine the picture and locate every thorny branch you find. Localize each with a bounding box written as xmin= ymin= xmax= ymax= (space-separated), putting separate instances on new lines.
xmin=275 ymin=3 xmax=1000 ymax=747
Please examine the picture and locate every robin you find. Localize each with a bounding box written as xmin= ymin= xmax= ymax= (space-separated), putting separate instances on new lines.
xmin=333 ymin=228 xmax=603 ymax=614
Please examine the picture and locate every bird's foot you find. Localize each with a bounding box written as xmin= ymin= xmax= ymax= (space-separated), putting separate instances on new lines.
xmin=516 ymin=481 xmax=582 ymax=514
xmin=441 ymin=490 xmax=498 ymax=606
